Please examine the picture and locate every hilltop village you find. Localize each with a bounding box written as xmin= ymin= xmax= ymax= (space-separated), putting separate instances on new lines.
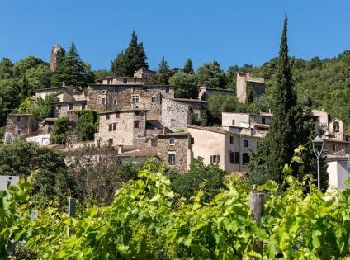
xmin=4 ymin=45 xmax=350 ymax=182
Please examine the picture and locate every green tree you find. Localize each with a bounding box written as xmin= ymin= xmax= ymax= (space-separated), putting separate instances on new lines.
xmin=170 ymin=158 xmax=227 ymax=202
xmin=197 ymin=61 xmax=227 ymax=88
xmin=50 ymin=117 xmax=69 ymax=144
xmin=12 ymin=56 xmax=45 ymax=77
xmin=152 ymin=57 xmax=173 ymax=85
xmin=248 ymin=17 xmax=327 ymax=189
xmin=0 ymin=79 xmax=21 ymax=125
xmin=0 ymin=58 xmax=13 ymax=79
xmin=16 ymin=94 xmax=58 ymax=120
xmin=51 ymin=43 xmax=89 ymax=87
xmin=111 ymin=31 xmax=148 ymax=76
xmin=183 ymin=58 xmax=194 ymax=74
xmin=75 ymin=110 xmax=98 ymax=141
xmin=25 ymin=64 xmax=51 ymax=91
xmin=0 ymin=139 xmax=75 ymax=204
xmin=169 ymin=72 xmax=198 ymax=98
xmin=206 ymin=94 xmax=241 ymax=125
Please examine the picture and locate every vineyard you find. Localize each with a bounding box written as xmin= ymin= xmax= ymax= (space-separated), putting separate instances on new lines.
xmin=1 ymin=158 xmax=350 ymax=260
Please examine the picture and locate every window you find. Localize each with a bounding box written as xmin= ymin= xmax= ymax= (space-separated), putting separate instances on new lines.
xmin=82 ymin=104 xmax=86 ymax=110
xmin=106 ymin=115 xmax=110 ymax=120
xmin=101 ymin=98 xmax=106 ymax=105
xmin=168 ymin=153 xmax=176 ymax=165
xmin=232 ymin=120 xmax=235 ymax=125
xmin=131 ymin=95 xmax=140 ymax=103
xmin=132 ymin=86 xmax=136 ymax=92
xmin=170 ymin=119 xmax=176 ymax=127
xmin=166 ymin=86 xmax=169 ymax=93
xmin=112 ymin=123 xmax=117 ymax=131
xmin=333 ymin=144 xmax=337 ymax=151
xmin=134 ymin=121 xmax=140 ymax=128
xmin=115 ymin=112 xmax=120 ymax=118
xmin=17 ymin=129 xmax=21 ymax=135
xmin=69 ymin=103 xmax=73 ymax=110
xmin=169 ymin=138 xmax=175 ymax=145
xmin=191 ymin=137 xmax=195 ymax=144
xmin=108 ymin=138 xmax=113 ymax=146
xmin=109 ymin=124 xmax=112 ymax=131
xmin=113 ymin=100 xmax=117 ymax=105
xmin=262 ymin=117 xmax=266 ymax=125
xmin=242 ymin=153 xmax=250 ymax=165
xmin=151 ymin=96 xmax=157 ymax=102
xmin=210 ymin=155 xmax=220 ymax=164
xmin=333 ymin=121 xmax=339 ymax=132
xmin=244 ymin=139 xmax=249 ymax=147
xmin=230 ymin=136 xmax=234 ymax=144
xmin=16 ymin=116 xmax=21 ymax=122
xmin=229 ymin=151 xmax=240 ymax=164
xmin=135 ymin=111 xmax=141 ymax=116
xmin=123 ymin=78 xmax=127 ymax=84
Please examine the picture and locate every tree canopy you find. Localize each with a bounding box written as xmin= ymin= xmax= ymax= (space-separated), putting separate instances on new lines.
xmin=111 ymin=31 xmax=148 ymax=77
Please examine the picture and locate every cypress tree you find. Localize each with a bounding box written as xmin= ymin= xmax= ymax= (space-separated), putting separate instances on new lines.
xmin=183 ymin=58 xmax=194 ymax=74
xmin=248 ymin=17 xmax=299 ymax=184
xmin=111 ymin=31 xmax=148 ymax=77
xmin=249 ymin=17 xmax=328 ymax=189
xmin=153 ymin=57 xmax=172 ymax=85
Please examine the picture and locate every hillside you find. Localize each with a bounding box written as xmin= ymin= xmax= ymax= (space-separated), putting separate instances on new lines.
xmin=249 ymin=50 xmax=350 ymax=129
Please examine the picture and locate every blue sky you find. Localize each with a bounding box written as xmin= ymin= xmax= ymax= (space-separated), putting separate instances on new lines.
xmin=0 ymin=0 xmax=349 ymax=70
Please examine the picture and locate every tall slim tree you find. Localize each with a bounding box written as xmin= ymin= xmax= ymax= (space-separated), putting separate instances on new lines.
xmin=183 ymin=58 xmax=194 ymax=74
xmin=248 ymin=17 xmax=304 ymax=184
xmin=111 ymin=31 xmax=148 ymax=77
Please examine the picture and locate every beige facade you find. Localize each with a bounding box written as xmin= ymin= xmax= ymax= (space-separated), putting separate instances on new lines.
xmin=94 ymin=109 xmax=147 ymax=147
xmin=157 ymin=133 xmax=192 ymax=173
xmin=187 ymin=126 xmax=258 ymax=173
xmin=34 ymin=86 xmax=86 ymax=103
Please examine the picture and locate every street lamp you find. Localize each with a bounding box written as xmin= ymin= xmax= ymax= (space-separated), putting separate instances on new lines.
xmin=312 ymin=135 xmax=324 ymax=189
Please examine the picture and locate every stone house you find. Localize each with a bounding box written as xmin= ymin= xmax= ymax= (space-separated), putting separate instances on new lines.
xmin=222 ymin=112 xmax=271 ymax=138
xmin=236 ymin=72 xmax=265 ymax=103
xmin=53 ymin=101 xmax=87 ymax=118
xmin=5 ymin=114 xmax=38 ymax=140
xmin=95 ymin=68 xmax=154 ymax=85
xmin=94 ymin=109 xmax=147 ymax=147
xmin=161 ymin=98 xmax=191 ymax=131
xmin=87 ymin=84 xmax=175 ymax=120
xmin=34 ymin=85 xmax=86 ymax=103
xmin=157 ymin=132 xmax=192 ymax=173
xmin=187 ymin=126 xmax=258 ymax=173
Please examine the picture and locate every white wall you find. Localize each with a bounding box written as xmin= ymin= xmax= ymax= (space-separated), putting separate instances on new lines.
xmin=0 ymin=175 xmax=20 ymax=191
xmin=327 ymin=160 xmax=349 ymax=189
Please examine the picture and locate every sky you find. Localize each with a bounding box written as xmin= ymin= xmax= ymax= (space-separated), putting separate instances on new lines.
xmin=0 ymin=0 xmax=350 ymax=71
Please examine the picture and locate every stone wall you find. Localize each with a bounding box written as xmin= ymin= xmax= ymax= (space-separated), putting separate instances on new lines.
xmin=157 ymin=133 xmax=191 ymax=173
xmin=236 ymin=73 xmax=265 ymax=103
xmin=162 ymin=99 xmax=191 ymax=131
xmin=6 ymin=114 xmax=38 ymax=138
xmin=87 ymin=85 xmax=175 ymax=120
xmin=94 ymin=110 xmax=147 ymax=147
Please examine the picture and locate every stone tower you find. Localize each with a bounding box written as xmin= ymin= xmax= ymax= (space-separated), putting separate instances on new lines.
xmin=236 ymin=72 xmax=265 ymax=103
xmin=50 ymin=44 xmax=63 ymax=72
